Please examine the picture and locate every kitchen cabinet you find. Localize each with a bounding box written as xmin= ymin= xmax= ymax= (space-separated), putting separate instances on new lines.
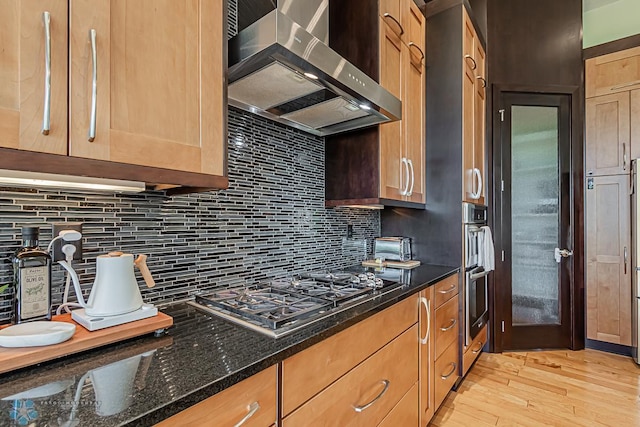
xmin=325 ymin=0 xmax=425 ymax=208
xmin=585 ymin=46 xmax=640 ymax=98
xmin=432 ymin=275 xmax=460 ymax=409
xmin=281 ymin=296 xmax=418 ymax=417
xmin=462 ymin=323 xmax=487 ymax=374
xmin=462 ymin=7 xmax=486 ymax=205
xmin=155 ymin=365 xmax=277 ymax=427
xmin=0 ymin=0 xmax=68 ymax=155
xmin=0 ymin=0 xmax=227 ymax=192
xmin=585 ymin=91 xmax=640 ymax=176
xmin=586 ymin=174 xmax=632 ymax=345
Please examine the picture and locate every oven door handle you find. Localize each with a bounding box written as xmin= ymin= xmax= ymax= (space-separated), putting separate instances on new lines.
xmin=469 ymin=270 xmax=490 ymax=281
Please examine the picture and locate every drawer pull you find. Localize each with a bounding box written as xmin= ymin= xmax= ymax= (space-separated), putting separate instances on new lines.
xmin=438 ymin=284 xmax=456 ymax=294
xmin=440 ymin=363 xmax=457 ymax=380
xmin=233 ymin=401 xmax=260 ymax=427
xmin=471 ymin=341 xmax=484 ymax=354
xmin=440 ymin=318 xmax=457 ymax=332
xmin=353 ymin=379 xmax=390 ymax=413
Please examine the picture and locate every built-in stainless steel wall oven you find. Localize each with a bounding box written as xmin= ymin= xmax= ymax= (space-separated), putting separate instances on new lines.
xmin=463 ymin=202 xmax=490 ymax=346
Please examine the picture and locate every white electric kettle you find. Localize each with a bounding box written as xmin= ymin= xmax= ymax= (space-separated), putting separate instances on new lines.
xmin=67 ymin=252 xmax=155 ymax=317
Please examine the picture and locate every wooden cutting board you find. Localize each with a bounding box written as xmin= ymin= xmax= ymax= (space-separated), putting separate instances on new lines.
xmin=0 ymin=312 xmax=172 ymax=375
xmin=362 ymin=259 xmax=421 ymax=269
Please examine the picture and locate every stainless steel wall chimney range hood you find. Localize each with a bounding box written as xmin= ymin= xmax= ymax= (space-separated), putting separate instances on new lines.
xmin=229 ymin=0 xmax=402 ymax=137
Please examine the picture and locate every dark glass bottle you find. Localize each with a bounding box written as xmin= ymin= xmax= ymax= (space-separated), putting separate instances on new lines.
xmin=12 ymin=226 xmax=52 ymax=323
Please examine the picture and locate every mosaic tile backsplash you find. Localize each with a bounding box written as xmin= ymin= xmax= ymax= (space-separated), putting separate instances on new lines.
xmin=0 ymin=107 xmax=380 ymax=323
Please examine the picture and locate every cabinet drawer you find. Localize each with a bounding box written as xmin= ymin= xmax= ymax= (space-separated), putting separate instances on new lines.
xmin=586 ymin=46 xmax=640 ymax=98
xmin=282 ymin=296 xmax=418 ymax=415
xmin=434 ymin=340 xmax=459 ymax=410
xmin=283 ymin=325 xmax=419 ymax=427
xmin=434 ymin=296 xmax=459 ymax=359
xmin=433 ymin=274 xmax=459 ymax=308
xmin=378 ymin=381 xmax=419 ymax=427
xmin=463 ymin=324 xmax=487 ymax=374
xmin=156 ymin=365 xmax=276 ymax=427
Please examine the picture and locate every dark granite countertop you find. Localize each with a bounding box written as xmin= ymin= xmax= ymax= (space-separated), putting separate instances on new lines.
xmin=0 ymin=264 xmax=458 ymax=426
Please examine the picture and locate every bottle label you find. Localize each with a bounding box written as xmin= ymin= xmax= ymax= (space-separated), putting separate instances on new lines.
xmin=19 ymin=266 xmax=50 ymax=319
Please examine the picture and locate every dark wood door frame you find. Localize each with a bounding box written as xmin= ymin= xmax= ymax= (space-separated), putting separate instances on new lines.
xmin=489 ymin=83 xmax=584 ymax=353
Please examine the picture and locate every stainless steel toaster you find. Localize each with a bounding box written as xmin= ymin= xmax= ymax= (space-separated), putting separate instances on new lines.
xmin=374 ymin=237 xmax=412 ymax=261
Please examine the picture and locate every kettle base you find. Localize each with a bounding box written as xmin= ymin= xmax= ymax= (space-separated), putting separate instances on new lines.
xmin=72 ymin=303 xmax=158 ymax=331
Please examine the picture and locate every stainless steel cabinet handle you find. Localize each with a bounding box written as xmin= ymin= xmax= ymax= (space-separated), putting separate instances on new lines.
xmin=623 ymin=143 xmax=627 ymax=171
xmin=471 ymin=168 xmax=482 ymax=199
xmin=88 ymin=29 xmax=97 ymax=142
xmin=407 ymin=158 xmax=415 ymax=196
xmin=400 ymin=157 xmax=410 ymax=196
xmin=610 ymin=80 xmax=640 ymax=91
xmin=420 ymin=297 xmax=430 ymax=344
xmin=440 ymin=318 xmax=457 ymax=332
xmin=471 ymin=340 xmax=484 ymax=354
xmin=353 ymin=380 xmax=390 ymax=413
xmin=438 ymin=284 xmax=456 ymax=294
xmin=383 ymin=13 xmax=404 ymax=36
xmin=476 ymin=76 xmax=487 ymax=88
xmin=624 ymin=246 xmax=628 ymax=274
xmin=440 ymin=363 xmax=457 ymax=380
xmin=233 ymin=401 xmax=260 ymax=427
xmin=42 ymin=11 xmax=51 ymax=136
xmin=408 ymin=42 xmax=425 ymax=62
xmin=464 ymin=54 xmax=477 ymax=70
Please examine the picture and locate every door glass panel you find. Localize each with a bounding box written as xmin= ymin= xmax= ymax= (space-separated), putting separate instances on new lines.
xmin=511 ymin=106 xmax=560 ymax=325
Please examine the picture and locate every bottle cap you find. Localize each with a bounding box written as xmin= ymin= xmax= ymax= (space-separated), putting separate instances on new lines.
xmin=21 ymin=226 xmax=40 ymax=240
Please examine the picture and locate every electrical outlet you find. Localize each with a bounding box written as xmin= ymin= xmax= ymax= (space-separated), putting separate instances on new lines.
xmin=51 ymin=222 xmax=83 ymax=262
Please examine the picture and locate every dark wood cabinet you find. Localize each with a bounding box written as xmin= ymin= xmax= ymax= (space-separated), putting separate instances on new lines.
xmin=326 ymin=0 xmax=426 ymax=208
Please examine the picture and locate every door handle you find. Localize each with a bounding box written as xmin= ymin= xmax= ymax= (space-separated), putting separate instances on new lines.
xmin=400 ymin=157 xmax=410 ymax=196
xmin=419 ymin=297 xmax=430 ymax=344
xmin=42 ymin=11 xmax=52 ymax=135
xmin=554 ymin=248 xmax=573 ymax=263
xmin=469 ymin=270 xmax=489 ymax=281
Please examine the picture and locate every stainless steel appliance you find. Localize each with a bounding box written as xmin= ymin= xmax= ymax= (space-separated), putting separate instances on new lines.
xmin=190 ymin=270 xmax=402 ymax=338
xmin=463 ymin=202 xmax=490 ymax=346
xmin=632 ymin=161 xmax=640 ymax=364
xmin=374 ymin=237 xmax=412 ymax=261
xmin=228 ymin=0 xmax=401 ymax=136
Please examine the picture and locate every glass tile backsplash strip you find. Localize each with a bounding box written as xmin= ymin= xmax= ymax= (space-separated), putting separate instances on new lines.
xmin=0 ymin=108 xmax=379 ymax=323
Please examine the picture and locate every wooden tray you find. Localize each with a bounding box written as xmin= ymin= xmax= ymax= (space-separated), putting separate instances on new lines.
xmin=362 ymin=259 xmax=422 ymax=269
xmin=0 ymin=312 xmax=173 ymax=375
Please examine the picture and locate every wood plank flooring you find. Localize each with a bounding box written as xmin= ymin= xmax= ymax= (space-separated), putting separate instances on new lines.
xmin=430 ymin=349 xmax=640 ymax=426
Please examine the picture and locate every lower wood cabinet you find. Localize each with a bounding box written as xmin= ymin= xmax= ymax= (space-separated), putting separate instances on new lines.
xmin=155 ymin=365 xmax=276 ymax=427
xmin=463 ymin=324 xmax=487 ymax=374
xmin=379 ymin=382 xmax=420 ymax=427
xmin=433 ymin=339 xmax=459 ymax=409
xmin=282 ymin=325 xmax=419 ymax=427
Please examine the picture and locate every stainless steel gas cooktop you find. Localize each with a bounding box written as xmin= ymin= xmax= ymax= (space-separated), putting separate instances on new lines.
xmin=190 ymin=270 xmax=404 ymax=337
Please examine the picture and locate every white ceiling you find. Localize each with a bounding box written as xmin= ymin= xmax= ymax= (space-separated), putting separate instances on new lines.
xmin=583 ymin=0 xmax=623 ymax=12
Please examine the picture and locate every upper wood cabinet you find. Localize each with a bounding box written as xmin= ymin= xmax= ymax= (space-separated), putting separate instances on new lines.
xmin=0 ymin=0 xmax=68 ymax=155
xmin=462 ymin=7 xmax=486 ymax=205
xmin=69 ymin=0 xmax=225 ymax=176
xmin=585 ymin=46 xmax=640 ymax=98
xmin=325 ymin=0 xmax=425 ymax=208
xmin=0 ymin=0 xmax=227 ymax=191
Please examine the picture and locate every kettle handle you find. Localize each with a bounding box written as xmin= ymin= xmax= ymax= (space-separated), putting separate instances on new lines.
xmin=134 ymin=255 xmax=155 ymax=288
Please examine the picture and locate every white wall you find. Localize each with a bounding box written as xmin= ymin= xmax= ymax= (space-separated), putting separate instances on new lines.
xmin=583 ymin=0 xmax=640 ymax=48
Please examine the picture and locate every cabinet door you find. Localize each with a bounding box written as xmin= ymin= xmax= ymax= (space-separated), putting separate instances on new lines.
xmin=473 ymin=42 xmax=486 ymax=206
xmin=418 ymin=288 xmax=434 ymax=425
xmin=69 ymin=0 xmax=225 ymax=175
xmin=631 ymin=89 xmax=640 ymax=161
xmin=462 ymin=55 xmax=476 ymax=202
xmin=403 ymin=2 xmax=426 ymax=204
xmin=379 ymin=17 xmax=405 ymax=201
xmin=585 ymin=46 xmax=640 ymax=98
xmin=0 ymin=0 xmax=68 ymax=154
xmin=585 ymin=93 xmax=630 ymax=176
xmin=586 ymin=174 xmax=631 ymax=345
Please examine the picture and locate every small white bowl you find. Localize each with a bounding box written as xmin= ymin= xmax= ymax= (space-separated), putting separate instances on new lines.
xmin=0 ymin=321 xmax=76 ymax=347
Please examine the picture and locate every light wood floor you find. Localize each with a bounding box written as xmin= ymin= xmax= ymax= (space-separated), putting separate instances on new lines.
xmin=430 ymin=349 xmax=640 ymax=427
